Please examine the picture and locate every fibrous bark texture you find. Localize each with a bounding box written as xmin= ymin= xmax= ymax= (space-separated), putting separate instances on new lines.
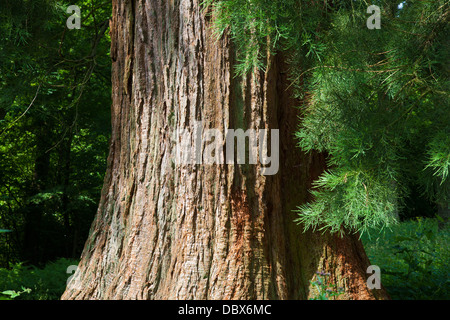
xmin=62 ymin=0 xmax=389 ymax=300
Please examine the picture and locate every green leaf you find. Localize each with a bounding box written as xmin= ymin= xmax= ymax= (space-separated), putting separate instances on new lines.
xmin=2 ymin=290 xmax=19 ymax=298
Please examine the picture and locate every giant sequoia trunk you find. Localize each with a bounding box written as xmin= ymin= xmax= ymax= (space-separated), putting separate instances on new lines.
xmin=62 ymin=0 xmax=389 ymax=300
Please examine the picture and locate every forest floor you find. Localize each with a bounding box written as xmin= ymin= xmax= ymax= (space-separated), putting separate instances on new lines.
xmin=0 ymin=217 xmax=448 ymax=300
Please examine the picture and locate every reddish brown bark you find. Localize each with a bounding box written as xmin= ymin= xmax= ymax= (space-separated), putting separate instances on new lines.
xmin=61 ymin=0 xmax=389 ymax=300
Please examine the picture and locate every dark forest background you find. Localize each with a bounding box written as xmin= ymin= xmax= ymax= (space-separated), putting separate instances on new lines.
xmin=0 ymin=0 xmax=111 ymax=267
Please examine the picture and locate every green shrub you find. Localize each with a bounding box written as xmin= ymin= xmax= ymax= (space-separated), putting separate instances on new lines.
xmin=309 ymin=271 xmax=345 ymax=300
xmin=362 ymin=217 xmax=449 ymax=299
xmin=0 ymin=257 xmax=79 ymax=300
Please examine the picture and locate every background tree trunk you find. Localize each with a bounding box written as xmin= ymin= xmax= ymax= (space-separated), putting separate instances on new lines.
xmin=62 ymin=0 xmax=389 ymax=300
xmin=23 ymin=121 xmax=51 ymax=265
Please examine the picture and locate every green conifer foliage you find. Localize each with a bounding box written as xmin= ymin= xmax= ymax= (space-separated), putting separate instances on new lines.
xmin=204 ymin=0 xmax=449 ymax=235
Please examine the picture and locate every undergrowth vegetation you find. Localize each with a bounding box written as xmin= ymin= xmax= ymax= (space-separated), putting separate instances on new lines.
xmin=0 ymin=258 xmax=78 ymax=300
xmin=362 ymin=217 xmax=449 ymax=299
